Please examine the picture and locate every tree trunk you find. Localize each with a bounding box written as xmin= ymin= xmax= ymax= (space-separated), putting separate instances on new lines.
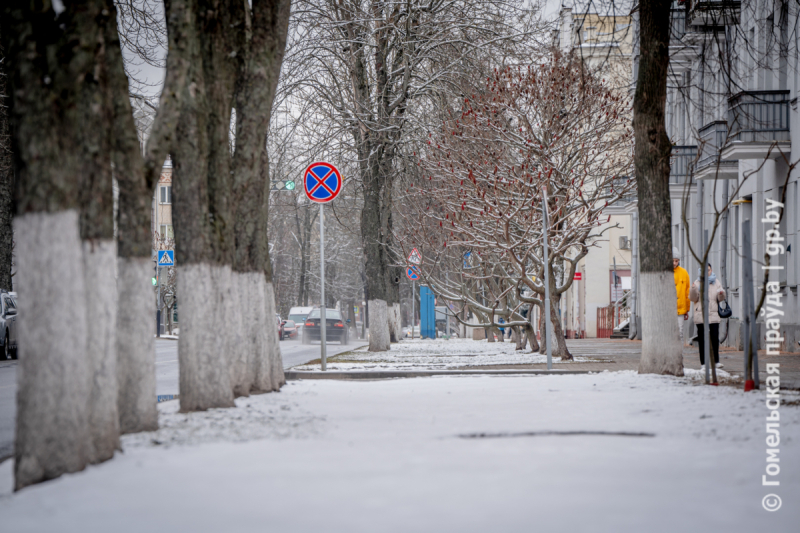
xmin=2 ymin=0 xmax=128 ymax=489
xmin=538 ymin=309 xmax=546 ymax=354
xmin=368 ymin=299 xmax=390 ymax=351
xmin=14 ymin=213 xmax=90 ymax=490
xmin=0 ymin=42 xmax=12 ymax=293
xmin=634 ymin=0 xmax=683 ymax=376
xmin=231 ymin=0 xmax=291 ymax=396
xmin=528 ymin=306 xmax=540 ymax=352
xmin=265 ymin=281 xmax=285 ymax=390
xmin=388 ymin=303 xmax=401 ymax=342
xmin=154 ymin=0 xmax=245 ymax=412
xmin=228 ymin=275 xmax=248 ymax=397
xmin=361 ymin=158 xmax=392 ymax=350
xmin=548 ymin=296 xmax=573 ymax=360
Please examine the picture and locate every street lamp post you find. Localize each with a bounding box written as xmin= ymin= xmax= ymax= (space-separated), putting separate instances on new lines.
xmin=542 ymin=188 xmax=552 ymax=370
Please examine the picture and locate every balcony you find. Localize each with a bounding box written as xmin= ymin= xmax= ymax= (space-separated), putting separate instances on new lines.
xmin=669 ymin=145 xmax=696 ymax=198
xmin=695 ymin=121 xmax=738 ymax=180
xmin=670 ymin=145 xmax=696 ymax=184
xmin=688 ymin=0 xmax=741 ymax=27
xmin=670 ymin=5 xmax=686 ymax=42
xmin=721 ymin=91 xmax=791 ymax=161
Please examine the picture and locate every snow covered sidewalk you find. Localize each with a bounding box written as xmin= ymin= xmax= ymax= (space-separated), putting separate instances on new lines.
xmin=292 ymin=337 xmax=603 ymax=371
xmin=1 ymin=371 xmax=798 ymax=532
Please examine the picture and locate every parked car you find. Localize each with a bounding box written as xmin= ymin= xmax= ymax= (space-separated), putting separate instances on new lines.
xmin=281 ymin=320 xmax=298 ymax=340
xmin=287 ymin=306 xmax=313 ymax=336
xmin=301 ymin=309 xmax=349 ymax=345
xmin=1 ymin=291 xmax=19 ymax=360
xmin=276 ymin=314 xmax=283 ymax=340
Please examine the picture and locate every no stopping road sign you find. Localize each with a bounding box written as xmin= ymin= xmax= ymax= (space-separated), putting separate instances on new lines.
xmin=303 ymin=162 xmax=342 ymax=203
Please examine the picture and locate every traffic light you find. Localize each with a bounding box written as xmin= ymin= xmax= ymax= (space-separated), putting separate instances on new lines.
xmin=285 ymin=180 xmax=296 ymax=190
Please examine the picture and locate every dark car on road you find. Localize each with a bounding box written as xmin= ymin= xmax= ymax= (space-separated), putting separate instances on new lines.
xmin=281 ymin=320 xmax=298 ymax=340
xmin=301 ymin=309 xmax=349 ymax=345
xmin=1 ymin=291 xmax=18 ymax=360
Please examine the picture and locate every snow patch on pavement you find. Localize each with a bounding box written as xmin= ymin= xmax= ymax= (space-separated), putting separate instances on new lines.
xmin=121 ymin=390 xmax=322 ymax=449
xmin=293 ymin=337 xmax=600 ymax=370
xmin=2 ymin=372 xmax=799 ymax=532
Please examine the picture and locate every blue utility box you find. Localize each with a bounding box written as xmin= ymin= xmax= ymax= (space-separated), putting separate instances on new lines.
xmin=420 ymin=286 xmax=436 ymax=339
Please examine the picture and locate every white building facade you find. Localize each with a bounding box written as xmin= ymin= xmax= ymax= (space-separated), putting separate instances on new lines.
xmin=629 ymin=0 xmax=800 ymax=352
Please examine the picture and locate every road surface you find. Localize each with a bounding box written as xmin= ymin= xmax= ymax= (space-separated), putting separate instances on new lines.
xmin=0 ymin=336 xmax=364 ymax=461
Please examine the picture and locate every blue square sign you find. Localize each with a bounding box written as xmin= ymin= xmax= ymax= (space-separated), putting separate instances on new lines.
xmin=158 ymin=250 xmax=174 ymax=266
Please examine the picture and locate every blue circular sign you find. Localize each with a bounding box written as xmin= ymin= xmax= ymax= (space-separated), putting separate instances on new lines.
xmin=406 ymin=266 xmax=420 ymax=281
xmin=303 ymin=162 xmax=342 ymax=203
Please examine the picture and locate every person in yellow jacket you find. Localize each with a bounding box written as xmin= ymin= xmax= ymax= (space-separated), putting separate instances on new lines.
xmin=673 ymin=247 xmax=690 ymax=344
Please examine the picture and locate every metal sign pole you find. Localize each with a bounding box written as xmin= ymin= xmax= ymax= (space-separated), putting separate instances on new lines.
xmin=303 ymin=161 xmax=342 ymax=369
xmin=156 ymin=264 xmax=161 ymax=337
xmin=155 ymin=187 xmax=160 ymax=337
xmin=542 ymin=189 xmax=552 ymax=370
xmin=698 ymin=180 xmax=711 ymax=384
xmin=320 ymin=203 xmax=327 ymax=371
xmin=412 ymin=280 xmax=415 ymax=339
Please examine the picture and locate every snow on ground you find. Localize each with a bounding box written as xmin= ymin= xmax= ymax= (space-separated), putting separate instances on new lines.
xmin=1 ymin=371 xmax=798 ymax=532
xmin=292 ymin=337 xmax=602 ymax=370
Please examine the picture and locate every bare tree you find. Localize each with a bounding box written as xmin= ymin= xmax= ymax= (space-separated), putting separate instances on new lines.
xmin=136 ymin=0 xmax=293 ymax=410
xmin=401 ymin=53 xmax=634 ymax=358
xmin=288 ymin=0 xmax=543 ymax=349
xmin=230 ymin=0 xmax=292 ymax=396
xmin=632 ymin=0 xmax=683 ymax=375
xmin=2 ymin=0 xmax=133 ymax=490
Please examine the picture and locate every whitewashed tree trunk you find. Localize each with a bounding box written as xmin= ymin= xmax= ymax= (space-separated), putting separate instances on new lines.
xmin=250 ymin=276 xmax=272 ymax=393
xmin=388 ymin=303 xmax=401 ymax=342
xmin=638 ymin=272 xmax=684 ymax=375
xmin=512 ymin=327 xmax=527 ymax=350
xmin=83 ymin=240 xmax=120 ymax=463
xmin=116 ymin=257 xmax=158 ymax=433
xmin=229 ymin=272 xmax=250 ymax=397
xmin=368 ymin=299 xmax=390 ymax=351
xmin=178 ymin=264 xmax=235 ymax=411
xmin=265 ymin=281 xmax=284 ymax=390
xmin=395 ymin=304 xmax=402 ymax=341
xmin=14 ymin=211 xmax=91 ymax=490
xmin=236 ymin=272 xmax=263 ymax=394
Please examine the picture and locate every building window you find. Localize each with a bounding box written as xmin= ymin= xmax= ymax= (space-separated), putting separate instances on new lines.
xmin=159 ymin=224 xmax=174 ymax=240
xmin=160 ymin=185 xmax=172 ymax=204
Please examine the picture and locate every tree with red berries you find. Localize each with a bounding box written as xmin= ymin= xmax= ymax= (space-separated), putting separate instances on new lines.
xmin=399 ymin=51 xmax=634 ymax=359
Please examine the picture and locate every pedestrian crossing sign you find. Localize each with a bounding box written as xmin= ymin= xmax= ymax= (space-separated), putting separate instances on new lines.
xmin=158 ymin=250 xmax=174 ymax=266
xmin=407 ymin=248 xmax=422 ymax=265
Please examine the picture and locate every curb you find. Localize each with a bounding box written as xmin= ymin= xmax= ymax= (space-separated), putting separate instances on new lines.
xmin=286 ymin=369 xmax=591 ymax=380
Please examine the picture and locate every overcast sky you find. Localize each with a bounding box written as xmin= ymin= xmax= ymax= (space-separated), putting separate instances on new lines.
xmin=125 ymin=0 xmax=603 ymax=100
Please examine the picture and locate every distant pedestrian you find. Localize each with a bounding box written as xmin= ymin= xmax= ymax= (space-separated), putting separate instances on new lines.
xmin=689 ymin=263 xmax=726 ymax=369
xmin=673 ymin=247 xmax=690 ymax=344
